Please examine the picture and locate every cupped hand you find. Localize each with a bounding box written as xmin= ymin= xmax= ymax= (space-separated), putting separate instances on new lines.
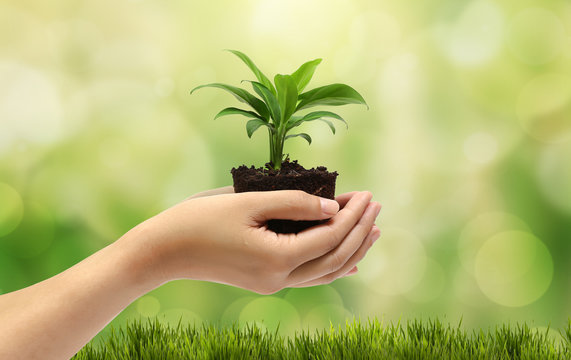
xmin=134 ymin=188 xmax=381 ymax=294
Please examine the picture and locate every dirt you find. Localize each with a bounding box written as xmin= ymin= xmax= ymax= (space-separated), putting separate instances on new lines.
xmin=231 ymin=159 xmax=338 ymax=233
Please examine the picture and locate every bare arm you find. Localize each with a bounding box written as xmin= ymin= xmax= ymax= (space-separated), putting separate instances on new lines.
xmin=0 ymin=227 xmax=160 ymax=360
xmin=0 ymin=189 xmax=380 ymax=359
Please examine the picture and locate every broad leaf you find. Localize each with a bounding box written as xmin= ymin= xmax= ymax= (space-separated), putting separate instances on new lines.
xmin=274 ymin=74 xmax=298 ymax=124
xmin=246 ymin=119 xmax=271 ymax=138
xmin=226 ymin=49 xmax=276 ymax=95
xmin=286 ymin=118 xmax=336 ymax=134
xmin=296 ymin=84 xmax=368 ymax=111
xmin=191 ymin=83 xmax=270 ymax=120
xmin=214 ymin=107 xmax=265 ymax=121
xmin=287 ymin=111 xmax=347 ymax=130
xmin=245 ymin=81 xmax=282 ymax=125
xmin=285 ymin=132 xmax=312 ymax=145
xmin=291 ymin=58 xmax=322 ymax=93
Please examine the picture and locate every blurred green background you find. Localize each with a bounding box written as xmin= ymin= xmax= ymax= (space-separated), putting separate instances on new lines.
xmin=1 ymin=0 xmax=570 ymax=342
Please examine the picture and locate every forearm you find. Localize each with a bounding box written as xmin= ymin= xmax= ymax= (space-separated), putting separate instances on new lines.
xmin=0 ymin=225 xmax=162 ymax=360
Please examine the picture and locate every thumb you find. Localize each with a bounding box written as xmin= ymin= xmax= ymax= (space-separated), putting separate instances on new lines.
xmin=247 ymin=190 xmax=340 ymax=221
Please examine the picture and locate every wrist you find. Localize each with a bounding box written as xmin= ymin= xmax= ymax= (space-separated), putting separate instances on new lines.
xmin=114 ymin=220 xmax=171 ymax=294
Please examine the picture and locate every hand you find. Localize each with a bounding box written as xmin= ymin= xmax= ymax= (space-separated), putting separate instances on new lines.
xmin=130 ymin=188 xmax=381 ymax=294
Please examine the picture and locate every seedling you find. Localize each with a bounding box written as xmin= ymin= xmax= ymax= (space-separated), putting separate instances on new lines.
xmin=191 ymin=50 xmax=367 ymax=170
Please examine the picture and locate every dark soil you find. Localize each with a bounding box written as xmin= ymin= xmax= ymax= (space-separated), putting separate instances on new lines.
xmin=231 ymin=159 xmax=338 ymax=233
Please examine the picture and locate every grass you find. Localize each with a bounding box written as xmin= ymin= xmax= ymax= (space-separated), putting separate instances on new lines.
xmin=73 ymin=318 xmax=571 ymax=359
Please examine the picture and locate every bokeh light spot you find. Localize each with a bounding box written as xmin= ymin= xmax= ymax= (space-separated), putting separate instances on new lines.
xmin=463 ymin=132 xmax=498 ymax=165
xmin=508 ymin=8 xmax=566 ymax=65
xmin=239 ymin=297 xmax=300 ymax=336
xmin=517 ymin=73 xmax=571 ymax=143
xmin=303 ymin=304 xmax=352 ymax=331
xmin=439 ymin=1 xmax=504 ymax=66
xmin=284 ymin=285 xmax=343 ymax=317
xmin=0 ymin=183 xmax=24 ymax=237
xmin=220 ymin=296 xmax=256 ymax=325
xmin=136 ymin=295 xmax=161 ymax=317
xmin=0 ymin=62 xmax=63 ymax=152
xmin=475 ymin=231 xmax=553 ymax=307
xmin=459 ymin=212 xmax=530 ymax=274
xmin=405 ymin=258 xmax=445 ymax=303
xmin=359 ymin=228 xmax=426 ymax=295
xmin=538 ymin=141 xmax=571 ymax=214
xmin=453 ymin=269 xmax=491 ymax=307
xmin=158 ymin=308 xmax=202 ymax=328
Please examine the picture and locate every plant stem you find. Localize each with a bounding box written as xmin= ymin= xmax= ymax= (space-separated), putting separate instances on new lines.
xmin=269 ymin=125 xmax=285 ymax=170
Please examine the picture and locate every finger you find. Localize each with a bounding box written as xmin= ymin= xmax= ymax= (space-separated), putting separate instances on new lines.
xmin=185 ymin=186 xmax=235 ymax=201
xmin=335 ymin=191 xmax=360 ymax=209
xmin=287 ymin=201 xmax=380 ymax=284
xmin=245 ymin=190 xmax=340 ymax=222
xmin=291 ymin=225 xmax=380 ymax=288
xmin=343 ymin=266 xmax=359 ymax=277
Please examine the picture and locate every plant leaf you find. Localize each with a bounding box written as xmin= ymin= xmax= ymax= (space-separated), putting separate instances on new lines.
xmin=244 ymin=81 xmax=282 ymax=125
xmin=287 ymin=111 xmax=347 ymax=131
xmin=246 ymin=119 xmax=270 ymax=138
xmin=285 ymin=132 xmax=312 ymax=145
xmin=296 ymin=84 xmax=368 ymax=111
xmin=286 ymin=118 xmax=335 ymax=134
xmin=274 ymin=74 xmax=298 ymax=124
xmin=225 ymin=49 xmax=276 ymax=95
xmin=291 ymin=58 xmax=322 ymax=93
xmin=191 ymin=83 xmax=270 ymax=120
xmin=214 ymin=107 xmax=264 ymax=121
xmin=318 ymin=118 xmax=336 ymax=134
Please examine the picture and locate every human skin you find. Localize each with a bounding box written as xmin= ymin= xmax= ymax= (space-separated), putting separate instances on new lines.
xmin=0 ymin=187 xmax=381 ymax=360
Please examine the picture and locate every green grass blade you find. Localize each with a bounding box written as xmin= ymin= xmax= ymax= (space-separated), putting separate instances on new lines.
xmin=274 ymin=74 xmax=298 ymax=125
xmin=75 ymin=317 xmax=571 ymax=359
xmin=297 ymin=83 xmax=368 ymax=111
xmin=191 ymin=83 xmax=270 ymax=120
xmin=214 ymin=107 xmax=265 ymax=121
xmin=225 ymin=49 xmax=276 ymax=95
xmin=291 ymin=58 xmax=322 ymax=93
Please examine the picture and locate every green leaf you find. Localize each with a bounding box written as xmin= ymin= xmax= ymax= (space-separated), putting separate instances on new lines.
xmin=318 ymin=118 xmax=336 ymax=134
xmin=285 ymin=132 xmax=312 ymax=145
xmin=287 ymin=111 xmax=347 ymax=131
xmin=246 ymin=119 xmax=270 ymax=138
xmin=274 ymin=74 xmax=298 ymax=124
xmin=214 ymin=107 xmax=265 ymax=121
xmin=296 ymin=84 xmax=368 ymax=111
xmin=244 ymin=81 xmax=282 ymax=125
xmin=291 ymin=58 xmax=322 ymax=93
xmin=287 ymin=118 xmax=335 ymax=134
xmin=225 ymin=49 xmax=276 ymax=95
xmin=191 ymin=83 xmax=270 ymax=120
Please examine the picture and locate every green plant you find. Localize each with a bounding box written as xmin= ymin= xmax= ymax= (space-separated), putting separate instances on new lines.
xmin=74 ymin=317 xmax=571 ymax=359
xmin=191 ymin=50 xmax=367 ymax=170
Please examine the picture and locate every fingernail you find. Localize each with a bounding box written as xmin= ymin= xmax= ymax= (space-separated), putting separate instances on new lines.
xmin=320 ymin=198 xmax=339 ymax=216
xmin=374 ymin=203 xmax=381 ymax=217
xmin=371 ymin=230 xmax=381 ymax=244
